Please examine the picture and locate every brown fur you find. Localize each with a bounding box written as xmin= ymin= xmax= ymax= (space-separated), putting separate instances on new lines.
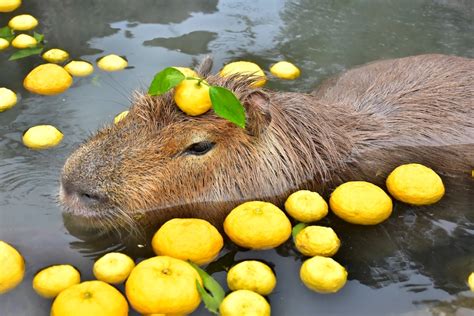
xmin=60 ymin=54 xmax=474 ymax=234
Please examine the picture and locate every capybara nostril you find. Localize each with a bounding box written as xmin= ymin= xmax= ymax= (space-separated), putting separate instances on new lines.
xmin=77 ymin=191 xmax=108 ymax=206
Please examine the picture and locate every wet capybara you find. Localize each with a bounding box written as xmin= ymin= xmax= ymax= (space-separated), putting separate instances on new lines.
xmin=59 ymin=54 xmax=473 ymax=234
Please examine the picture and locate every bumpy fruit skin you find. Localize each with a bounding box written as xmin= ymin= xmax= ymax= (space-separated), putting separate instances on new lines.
xmin=8 ymin=14 xmax=38 ymax=31
xmin=173 ymin=79 xmax=212 ymax=116
xmin=270 ymin=61 xmax=301 ymax=80
xmin=227 ymin=260 xmax=276 ymax=295
xmin=32 ymin=265 xmax=80 ymax=298
xmin=0 ymin=0 xmax=22 ymax=12
xmin=93 ymin=252 xmax=135 ymax=284
xmin=0 ymin=38 xmax=10 ymax=50
xmin=51 ymin=280 xmax=128 ymax=316
xmin=11 ymin=34 xmax=37 ymax=49
xmin=0 ymin=87 xmax=17 ymax=112
xmin=285 ymin=190 xmax=328 ymax=222
xmin=125 ymin=256 xmax=202 ymax=315
xmin=295 ymin=226 xmax=340 ymax=257
xmin=386 ymin=163 xmax=445 ymax=205
xmin=219 ymin=61 xmax=266 ymax=87
xmin=43 ymin=49 xmax=70 ymax=64
xmin=114 ymin=110 xmax=129 ymax=124
xmin=224 ymin=201 xmax=292 ymax=249
xmin=152 ymin=218 xmax=223 ymax=265
xmin=0 ymin=241 xmax=25 ymax=294
xmin=97 ymin=54 xmax=128 ymax=71
xmin=329 ymin=181 xmax=393 ymax=225
xmin=300 ymin=256 xmax=347 ymax=294
xmin=24 ymin=64 xmax=73 ymax=95
xmin=64 ymin=61 xmax=94 ymax=77
xmin=219 ymin=290 xmax=271 ymax=316
xmin=22 ymin=125 xmax=63 ymax=150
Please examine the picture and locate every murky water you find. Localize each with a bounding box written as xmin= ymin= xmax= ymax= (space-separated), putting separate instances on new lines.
xmin=1 ymin=0 xmax=473 ymax=315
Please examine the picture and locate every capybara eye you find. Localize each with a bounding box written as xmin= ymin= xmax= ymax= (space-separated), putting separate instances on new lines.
xmin=183 ymin=141 xmax=215 ymax=156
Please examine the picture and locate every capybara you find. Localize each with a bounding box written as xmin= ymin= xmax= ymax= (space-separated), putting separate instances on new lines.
xmin=60 ymin=54 xmax=473 ymax=234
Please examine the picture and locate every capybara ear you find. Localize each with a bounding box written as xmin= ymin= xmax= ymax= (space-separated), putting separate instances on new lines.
xmin=196 ymin=55 xmax=213 ymax=77
xmin=244 ymin=92 xmax=272 ymax=136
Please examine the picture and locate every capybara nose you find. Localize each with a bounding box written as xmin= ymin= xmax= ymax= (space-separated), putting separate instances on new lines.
xmin=61 ymin=178 xmax=109 ymax=208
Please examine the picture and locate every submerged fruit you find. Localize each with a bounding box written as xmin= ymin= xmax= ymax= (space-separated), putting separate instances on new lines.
xmin=224 ymin=201 xmax=292 ymax=249
xmin=227 ymin=260 xmax=276 ymax=295
xmin=50 ymin=280 xmax=128 ymax=316
xmin=24 ymin=63 xmax=73 ymax=95
xmin=285 ymin=190 xmax=328 ymax=222
xmin=42 ymin=49 xmax=69 ymax=63
xmin=0 ymin=0 xmax=22 ymax=12
xmin=329 ymin=181 xmax=393 ymax=225
xmin=97 ymin=54 xmax=128 ymax=72
xmin=173 ymin=79 xmax=212 ymax=116
xmin=270 ymin=61 xmax=301 ymax=80
xmin=300 ymin=256 xmax=347 ymax=294
xmin=295 ymin=225 xmax=340 ymax=257
xmin=0 ymin=38 xmax=10 ymax=50
xmin=8 ymin=14 xmax=38 ymax=31
xmin=11 ymin=34 xmax=37 ymax=49
xmin=125 ymin=256 xmax=202 ymax=315
xmin=386 ymin=163 xmax=445 ymax=205
xmin=219 ymin=290 xmax=270 ymax=316
xmin=219 ymin=61 xmax=266 ymax=87
xmin=0 ymin=87 xmax=17 ymax=112
xmin=93 ymin=252 xmax=135 ymax=284
xmin=114 ymin=110 xmax=129 ymax=124
xmin=64 ymin=61 xmax=94 ymax=77
xmin=32 ymin=265 xmax=80 ymax=298
xmin=0 ymin=240 xmax=25 ymax=294
xmin=23 ymin=125 xmax=63 ymax=150
xmin=152 ymin=218 xmax=223 ymax=265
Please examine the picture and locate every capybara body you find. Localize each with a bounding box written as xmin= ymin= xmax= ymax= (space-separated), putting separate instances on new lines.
xmin=60 ymin=54 xmax=473 ymax=232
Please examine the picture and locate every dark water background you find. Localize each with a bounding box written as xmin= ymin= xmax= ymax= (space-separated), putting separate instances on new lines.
xmin=0 ymin=0 xmax=473 ymax=315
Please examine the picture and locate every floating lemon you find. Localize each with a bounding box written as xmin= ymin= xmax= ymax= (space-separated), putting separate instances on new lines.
xmin=0 ymin=240 xmax=25 ymax=294
xmin=285 ymin=190 xmax=328 ymax=222
xmin=173 ymin=66 xmax=198 ymax=78
xmin=0 ymin=87 xmax=17 ymax=112
xmin=8 ymin=14 xmax=38 ymax=31
xmin=300 ymin=256 xmax=347 ymax=294
xmin=270 ymin=61 xmax=301 ymax=80
xmin=23 ymin=125 xmax=63 ymax=150
xmin=97 ymin=54 xmax=128 ymax=72
xmin=114 ymin=110 xmax=129 ymax=124
xmin=64 ymin=61 xmax=94 ymax=77
xmin=295 ymin=225 xmax=340 ymax=257
xmin=50 ymin=280 xmax=128 ymax=316
xmin=24 ymin=63 xmax=73 ymax=95
xmin=11 ymin=34 xmax=37 ymax=49
xmin=224 ymin=201 xmax=292 ymax=249
xmin=173 ymin=79 xmax=212 ymax=116
xmin=152 ymin=218 xmax=223 ymax=265
xmin=0 ymin=0 xmax=22 ymax=12
xmin=329 ymin=181 xmax=393 ymax=225
xmin=93 ymin=252 xmax=135 ymax=285
xmin=227 ymin=260 xmax=276 ymax=295
xmin=219 ymin=290 xmax=271 ymax=316
xmin=126 ymin=256 xmax=202 ymax=315
xmin=0 ymin=38 xmax=10 ymax=50
xmin=42 ymin=49 xmax=69 ymax=64
xmin=386 ymin=163 xmax=445 ymax=205
xmin=468 ymin=273 xmax=474 ymax=292
xmin=32 ymin=265 xmax=80 ymax=298
xmin=219 ymin=61 xmax=266 ymax=87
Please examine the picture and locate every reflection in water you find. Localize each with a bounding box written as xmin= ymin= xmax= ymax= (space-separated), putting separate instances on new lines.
xmin=143 ymin=31 xmax=218 ymax=54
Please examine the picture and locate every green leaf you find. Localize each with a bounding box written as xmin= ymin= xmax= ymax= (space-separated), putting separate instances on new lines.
xmin=209 ymin=86 xmax=246 ymax=128
xmin=292 ymin=222 xmax=307 ymax=243
xmin=190 ymin=262 xmax=225 ymax=315
xmin=148 ymin=67 xmax=185 ymax=96
xmin=33 ymin=32 xmax=44 ymax=43
xmin=196 ymin=280 xmax=220 ymax=315
xmin=8 ymin=46 xmax=44 ymax=61
xmin=0 ymin=26 xmax=14 ymax=42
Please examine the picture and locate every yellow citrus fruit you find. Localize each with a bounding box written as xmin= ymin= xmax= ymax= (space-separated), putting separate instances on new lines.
xmin=295 ymin=226 xmax=340 ymax=257
xmin=97 ymin=54 xmax=128 ymax=71
xmin=126 ymin=256 xmax=202 ymax=315
xmin=386 ymin=163 xmax=445 ymax=205
xmin=224 ymin=201 xmax=292 ymax=249
xmin=93 ymin=252 xmax=135 ymax=285
xmin=11 ymin=34 xmax=37 ymax=49
xmin=300 ymin=256 xmax=347 ymax=294
xmin=50 ymin=280 xmax=128 ymax=316
xmin=270 ymin=61 xmax=301 ymax=80
xmin=42 ymin=49 xmax=70 ymax=63
xmin=0 ymin=38 xmax=10 ymax=50
xmin=329 ymin=181 xmax=393 ymax=225
xmin=24 ymin=63 xmax=73 ymax=95
xmin=8 ymin=14 xmax=38 ymax=31
xmin=32 ymin=265 xmax=80 ymax=298
xmin=152 ymin=218 xmax=223 ymax=265
xmin=23 ymin=125 xmax=64 ymax=150
xmin=173 ymin=79 xmax=212 ymax=116
xmin=0 ymin=241 xmax=25 ymax=294
xmin=64 ymin=61 xmax=94 ymax=77
xmin=468 ymin=272 xmax=474 ymax=292
xmin=285 ymin=190 xmax=328 ymax=222
xmin=219 ymin=61 xmax=266 ymax=87
xmin=0 ymin=0 xmax=21 ymax=12
xmin=114 ymin=110 xmax=129 ymax=124
xmin=173 ymin=66 xmax=198 ymax=78
xmin=219 ymin=290 xmax=270 ymax=316
xmin=0 ymin=87 xmax=17 ymax=112
xmin=227 ymin=260 xmax=276 ymax=295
